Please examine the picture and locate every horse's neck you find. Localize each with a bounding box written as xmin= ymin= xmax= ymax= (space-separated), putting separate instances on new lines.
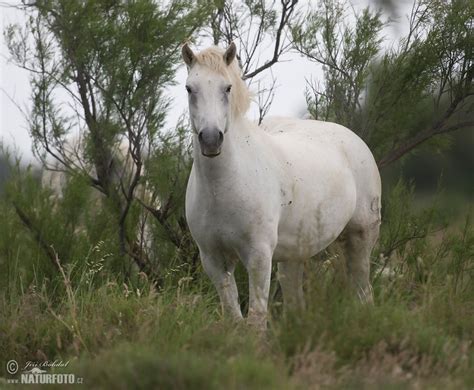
xmin=193 ymin=117 xmax=256 ymax=181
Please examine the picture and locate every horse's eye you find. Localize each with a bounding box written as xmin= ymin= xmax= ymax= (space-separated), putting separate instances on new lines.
xmin=186 ymin=85 xmax=192 ymax=94
xmin=225 ymin=85 xmax=232 ymax=93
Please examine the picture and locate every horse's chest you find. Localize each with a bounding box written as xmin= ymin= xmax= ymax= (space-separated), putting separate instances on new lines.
xmin=187 ymin=186 xmax=276 ymax=253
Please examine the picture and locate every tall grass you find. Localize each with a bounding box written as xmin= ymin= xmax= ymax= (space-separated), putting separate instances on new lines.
xmin=0 ymin=166 xmax=473 ymax=388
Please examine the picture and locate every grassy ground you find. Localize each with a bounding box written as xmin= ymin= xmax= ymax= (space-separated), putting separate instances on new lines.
xmin=1 ymin=240 xmax=473 ymax=389
xmin=0 ymin=181 xmax=473 ymax=389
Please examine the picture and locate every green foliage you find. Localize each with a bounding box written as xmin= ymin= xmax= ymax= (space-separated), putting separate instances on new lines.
xmin=144 ymin=119 xmax=199 ymax=280
xmin=293 ymin=0 xmax=384 ymax=129
xmin=0 ymin=160 xmax=124 ymax=295
xmin=375 ymin=180 xmax=442 ymax=273
xmin=5 ymin=0 xmax=208 ymax=150
xmin=367 ymin=0 xmax=473 ymax=161
xmin=372 ymin=180 xmax=473 ymax=309
xmin=294 ymin=0 xmax=473 ymax=166
xmin=4 ymin=0 xmax=212 ymax=282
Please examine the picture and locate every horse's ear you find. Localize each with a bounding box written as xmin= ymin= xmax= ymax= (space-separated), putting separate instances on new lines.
xmin=182 ymin=43 xmax=195 ymax=68
xmin=223 ymin=42 xmax=236 ymax=66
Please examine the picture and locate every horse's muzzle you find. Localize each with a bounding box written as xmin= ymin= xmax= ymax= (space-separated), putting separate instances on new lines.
xmin=198 ymin=128 xmax=224 ymax=157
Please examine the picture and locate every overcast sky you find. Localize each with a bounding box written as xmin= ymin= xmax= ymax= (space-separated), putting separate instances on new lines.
xmin=0 ymin=0 xmax=411 ymax=163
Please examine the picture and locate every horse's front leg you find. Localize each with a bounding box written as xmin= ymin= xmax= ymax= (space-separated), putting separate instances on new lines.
xmin=242 ymin=245 xmax=273 ymax=329
xmin=201 ymin=254 xmax=243 ymax=321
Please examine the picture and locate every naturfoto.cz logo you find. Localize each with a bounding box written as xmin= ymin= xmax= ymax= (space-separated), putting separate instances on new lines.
xmin=5 ymin=359 xmax=83 ymax=385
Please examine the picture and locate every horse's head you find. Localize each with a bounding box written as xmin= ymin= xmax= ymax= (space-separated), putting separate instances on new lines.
xmin=182 ymin=42 xmax=249 ymax=158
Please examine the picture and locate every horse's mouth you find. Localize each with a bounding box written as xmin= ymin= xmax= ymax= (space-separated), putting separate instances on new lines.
xmin=202 ymin=151 xmax=221 ymax=158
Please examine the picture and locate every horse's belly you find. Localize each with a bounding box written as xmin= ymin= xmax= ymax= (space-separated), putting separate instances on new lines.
xmin=274 ymin=223 xmax=342 ymax=261
xmin=273 ymin=203 xmax=354 ymax=261
xmin=273 ymin=168 xmax=357 ymax=261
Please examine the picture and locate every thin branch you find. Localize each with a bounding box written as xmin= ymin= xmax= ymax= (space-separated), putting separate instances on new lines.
xmin=378 ymin=120 xmax=474 ymax=168
xmin=12 ymin=202 xmax=60 ymax=272
xmin=243 ymin=0 xmax=298 ymax=80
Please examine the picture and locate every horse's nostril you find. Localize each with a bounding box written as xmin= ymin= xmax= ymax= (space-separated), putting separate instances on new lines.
xmin=218 ymin=131 xmax=224 ymax=142
xmin=198 ymin=131 xmax=203 ymax=141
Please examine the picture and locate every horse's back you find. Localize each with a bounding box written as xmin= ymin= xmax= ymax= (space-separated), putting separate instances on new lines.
xmin=260 ymin=117 xmax=381 ymax=259
xmin=261 ymin=117 xmax=380 ymax=201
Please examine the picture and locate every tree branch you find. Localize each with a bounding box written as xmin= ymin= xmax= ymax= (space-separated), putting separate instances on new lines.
xmin=243 ymin=0 xmax=298 ymax=80
xmin=12 ymin=202 xmax=60 ymax=272
xmin=378 ymin=120 xmax=474 ymax=168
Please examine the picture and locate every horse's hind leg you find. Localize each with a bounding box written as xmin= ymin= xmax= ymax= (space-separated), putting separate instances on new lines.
xmin=344 ymin=200 xmax=381 ymax=303
xmin=278 ymin=261 xmax=305 ymax=311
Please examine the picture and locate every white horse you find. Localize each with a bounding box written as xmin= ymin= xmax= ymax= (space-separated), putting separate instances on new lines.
xmin=183 ymin=43 xmax=381 ymax=327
